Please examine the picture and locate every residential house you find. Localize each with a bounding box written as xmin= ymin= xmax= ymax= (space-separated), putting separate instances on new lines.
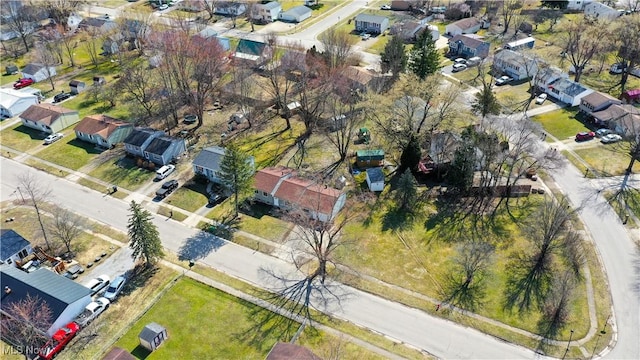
xmin=215 ymin=1 xmax=247 ymax=16
xmin=20 ymin=104 xmax=79 ymax=134
xmin=74 ymin=114 xmax=133 ymax=148
xmin=621 ymin=89 xmax=640 ymax=104
xmin=544 ymin=77 xmax=593 ymax=106
xmin=78 ymin=17 xmax=117 ymax=33
xmin=445 ymin=17 xmax=482 ymax=36
xmin=418 ymin=132 xmax=461 ymax=178
xmin=123 ymin=128 xmax=165 ymax=158
xmin=233 ymin=39 xmax=272 ymax=67
xmin=365 ymin=167 xmax=385 ymax=192
xmin=354 ymin=14 xmax=389 ymax=34
xmin=504 ymin=36 xmax=535 ymax=51
xmin=579 ymin=91 xmax=622 ymax=116
xmin=492 ymin=49 xmax=539 ymax=81
xmin=0 ymin=88 xmax=39 ymax=119
xmin=566 ymin=0 xmax=594 ymax=10
xmin=252 ymin=1 xmax=282 ymax=23
xmin=102 ymin=33 xmax=125 ymax=55
xmin=177 ymin=0 xmax=206 ymax=12
xmin=69 ymin=80 xmax=86 ymax=95
xmin=584 ymin=1 xmax=622 ymax=20
xmin=67 ymin=13 xmax=84 ymax=31
xmin=0 ymin=265 xmax=92 ymax=337
xmin=533 ymin=65 xmax=565 ymax=90
xmin=344 ymin=66 xmax=383 ymax=93
xmin=192 ymin=29 xmax=231 ymax=52
xmin=591 ymin=104 xmax=639 ymax=128
xmin=0 ymin=230 xmax=34 ymax=266
xmin=266 ymin=342 xmax=322 ymax=360
xmin=102 ymin=347 xmax=136 ymax=360
xmin=253 ymin=166 xmax=347 ymax=222
xmin=448 ymin=34 xmax=490 ymax=59
xmin=192 ymin=146 xmax=255 ymax=184
xmin=391 ymin=0 xmax=412 ymax=10
xmin=143 ymin=136 xmax=187 ymax=166
xmin=21 ymin=63 xmax=56 ymax=83
xmin=356 ymin=149 xmax=385 ymax=168
xmin=606 ymin=106 xmax=640 ymax=136
xmin=279 ymin=5 xmax=312 ymax=23
xmin=391 ymin=21 xmax=439 ymax=43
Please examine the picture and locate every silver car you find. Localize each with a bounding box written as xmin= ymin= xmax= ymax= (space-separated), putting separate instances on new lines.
xmin=103 ymin=275 xmax=126 ymax=301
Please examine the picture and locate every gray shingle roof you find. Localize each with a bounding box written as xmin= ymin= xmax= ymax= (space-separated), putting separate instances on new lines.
xmin=282 ymin=5 xmax=312 ymax=17
xmin=139 ymin=322 xmax=165 ymax=341
xmin=355 ymin=13 xmax=388 ymax=24
xmin=192 ymin=146 xmax=226 ymax=172
xmin=366 ymin=167 xmax=385 ymax=183
xmin=1 ymin=265 xmax=92 ymax=321
xmin=22 ymin=63 xmax=45 ymax=75
xmin=144 ymin=136 xmax=172 ymax=156
xmin=124 ymin=128 xmax=157 ymax=147
xmin=549 ymin=78 xmax=588 ymax=97
xmin=236 ymin=39 xmax=267 ymax=56
xmin=262 ymin=1 xmax=280 ymax=10
xmin=1 ymin=230 xmax=30 ymax=261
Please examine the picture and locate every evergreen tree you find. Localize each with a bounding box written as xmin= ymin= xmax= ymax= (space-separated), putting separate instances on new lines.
xmin=395 ymin=169 xmax=418 ymax=211
xmin=409 ymin=30 xmax=440 ymax=80
xmin=471 ymin=82 xmax=501 ymax=120
xmin=381 ymin=35 xmax=407 ymax=78
xmin=399 ymin=134 xmax=422 ymax=175
xmin=219 ymin=143 xmax=254 ymax=217
xmin=128 ymin=201 xmax=164 ymax=266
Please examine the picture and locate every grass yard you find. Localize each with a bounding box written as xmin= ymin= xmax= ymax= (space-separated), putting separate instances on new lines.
xmin=165 ymin=181 xmax=208 ymax=212
xmin=88 ymin=156 xmax=155 ymax=191
xmin=35 ymin=135 xmax=104 ymax=170
xmin=0 ymin=123 xmax=48 ymax=152
xmin=235 ymin=119 xmax=305 ymax=168
xmin=531 ymin=108 xmax=588 ymax=141
xmin=572 ymin=144 xmax=640 ymax=176
xmin=24 ymin=158 xmax=70 ymax=177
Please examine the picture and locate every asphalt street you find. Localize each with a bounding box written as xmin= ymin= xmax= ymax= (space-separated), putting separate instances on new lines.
xmin=1 ymin=157 xmax=547 ymax=359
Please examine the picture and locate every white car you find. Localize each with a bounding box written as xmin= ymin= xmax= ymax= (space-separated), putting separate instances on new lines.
xmin=495 ymin=75 xmax=513 ymax=86
xmin=601 ymin=134 xmax=622 ymax=144
xmin=452 ymin=63 xmax=467 ymax=72
xmin=85 ymin=275 xmax=110 ymax=296
xmin=43 ymin=133 xmax=63 ymax=145
xmin=454 ymin=58 xmax=467 ymax=65
xmin=103 ymin=275 xmax=126 ymax=301
xmin=75 ymin=298 xmax=110 ymax=327
xmin=535 ymin=93 xmax=548 ymax=104
xmin=361 ymin=33 xmax=371 ymax=40
xmin=381 ymin=4 xmax=391 ymax=10
xmin=159 ymin=4 xmax=168 ymax=10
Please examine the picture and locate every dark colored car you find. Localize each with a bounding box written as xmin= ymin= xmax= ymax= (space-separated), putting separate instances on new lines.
xmin=13 ymin=78 xmax=34 ymax=89
xmin=156 ymin=179 xmax=179 ymax=199
xmin=575 ymin=131 xmax=596 ymax=141
xmin=36 ymin=322 xmax=80 ymax=360
xmin=53 ymin=92 xmax=72 ymax=103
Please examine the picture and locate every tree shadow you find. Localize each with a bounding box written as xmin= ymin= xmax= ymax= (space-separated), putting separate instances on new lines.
xmin=177 ymin=231 xmax=226 ymax=261
xmin=66 ymin=138 xmax=105 ymax=155
xmin=12 ymin=125 xmax=48 ymax=140
xmin=120 ymin=264 xmax=159 ymax=297
xmin=381 ymin=205 xmax=414 ymax=232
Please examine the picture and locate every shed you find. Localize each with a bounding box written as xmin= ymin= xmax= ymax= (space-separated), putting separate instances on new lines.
xmin=279 ymin=5 xmax=312 ymax=23
xmin=93 ymin=76 xmax=106 ymax=85
xmin=6 ymin=64 xmax=18 ymax=75
xmin=138 ymin=322 xmax=167 ymax=352
xmin=69 ymin=80 xmax=86 ymax=95
xmin=365 ymin=167 xmax=385 ymax=192
xmin=356 ymin=149 xmax=384 ymax=168
xmin=102 ymin=347 xmax=136 ymax=360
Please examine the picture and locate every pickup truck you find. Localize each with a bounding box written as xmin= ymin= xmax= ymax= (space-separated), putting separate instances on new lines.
xmin=156 ymin=179 xmax=178 ymax=199
xmin=75 ymin=298 xmax=109 ymax=327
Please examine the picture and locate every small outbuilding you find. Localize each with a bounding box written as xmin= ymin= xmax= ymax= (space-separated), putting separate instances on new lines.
xmin=356 ymin=149 xmax=384 ymax=168
xmin=21 ymin=63 xmax=56 ymax=83
xmin=279 ymin=5 xmax=312 ymax=23
xmin=69 ymin=80 xmax=86 ymax=95
xmin=5 ymin=64 xmax=18 ymax=75
xmin=93 ymin=76 xmax=106 ymax=85
xmin=138 ymin=322 xmax=167 ymax=352
xmin=365 ymin=167 xmax=385 ymax=192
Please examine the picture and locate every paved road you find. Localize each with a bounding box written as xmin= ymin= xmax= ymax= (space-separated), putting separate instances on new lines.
xmin=1 ymin=157 xmax=547 ymax=359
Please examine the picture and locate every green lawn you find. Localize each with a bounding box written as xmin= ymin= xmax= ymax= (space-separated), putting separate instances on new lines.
xmin=166 ymin=182 xmax=208 ymax=212
xmin=235 ymin=120 xmax=305 ymax=169
xmin=88 ymin=156 xmax=155 ymax=191
xmin=35 ymin=135 xmax=104 ymax=170
xmin=0 ymin=123 xmax=47 ymax=152
xmin=531 ymin=108 xmax=588 ymax=140
xmin=572 ymin=144 xmax=640 ymax=176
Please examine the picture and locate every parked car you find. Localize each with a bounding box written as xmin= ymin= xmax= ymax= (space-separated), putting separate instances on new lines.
xmin=184 ymin=114 xmax=198 ymax=124
xmin=454 ymin=58 xmax=467 ymax=65
xmin=601 ymin=134 xmax=622 ymax=144
xmin=595 ymin=128 xmax=612 ymax=137
xmin=155 ymin=164 xmax=176 ymax=181
xmin=156 ymin=179 xmax=179 ymax=199
xmin=495 ymin=75 xmax=513 ymax=86
xmin=452 ymin=63 xmax=467 ymax=72
xmin=361 ymin=32 xmax=371 ymax=40
xmin=466 ymin=57 xmax=482 ymax=66
xmin=381 ymin=4 xmax=391 ymax=10
xmin=85 ymin=275 xmax=110 ymax=296
xmin=75 ymin=297 xmax=110 ymax=327
xmin=103 ymin=275 xmax=127 ymax=301
xmin=610 ymin=63 xmax=626 ymax=75
xmin=13 ymin=78 xmax=34 ymax=89
xmin=535 ymin=93 xmax=548 ymax=104
xmin=35 ymin=322 xmax=80 ymax=360
xmin=43 ymin=133 xmax=64 ymax=145
xmin=53 ymin=92 xmax=72 ymax=103
xmin=575 ymin=131 xmax=596 ymax=141
xmin=159 ymin=4 xmax=168 ymax=10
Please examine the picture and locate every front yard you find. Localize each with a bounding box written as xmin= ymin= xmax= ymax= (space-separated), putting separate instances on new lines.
xmin=35 ymin=135 xmax=104 ymax=170
xmin=88 ymin=156 xmax=155 ymax=192
xmin=531 ymin=108 xmax=589 ymax=141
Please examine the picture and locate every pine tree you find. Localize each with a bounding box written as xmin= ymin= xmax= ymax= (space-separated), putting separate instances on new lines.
xmin=395 ymin=169 xmax=418 ymax=211
xmin=471 ymin=82 xmax=501 ymax=121
xmin=219 ymin=144 xmax=255 ymax=217
xmin=409 ymin=30 xmax=440 ymax=80
xmin=381 ymin=35 xmax=407 ymax=78
xmin=128 ymin=201 xmax=164 ymax=266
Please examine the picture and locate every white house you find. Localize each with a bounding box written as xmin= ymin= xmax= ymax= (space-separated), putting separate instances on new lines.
xmin=0 ymin=88 xmax=39 ymax=119
xmin=365 ymin=167 xmax=385 ymax=192
xmin=192 ymin=146 xmax=255 ymax=184
xmin=584 ymin=2 xmax=622 ymax=20
xmin=355 ymin=14 xmax=390 ymax=34
xmin=445 ymin=17 xmax=482 ymax=36
xmin=279 ymin=5 xmax=312 ymax=23
xmin=0 ymin=230 xmax=33 ymax=266
xmin=252 ymin=1 xmax=281 ymax=23
xmin=566 ymin=0 xmax=593 ymax=10
xmin=215 ymin=1 xmax=247 ymax=16
xmin=21 ymin=63 xmax=56 ymax=83
xmin=492 ymin=49 xmax=539 ymax=81
xmin=544 ymin=77 xmax=594 ymax=106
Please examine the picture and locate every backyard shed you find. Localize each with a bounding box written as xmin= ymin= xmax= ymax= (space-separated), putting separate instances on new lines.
xmin=279 ymin=5 xmax=312 ymax=23
xmin=93 ymin=76 xmax=106 ymax=85
xmin=6 ymin=64 xmax=18 ymax=75
xmin=138 ymin=322 xmax=167 ymax=352
xmin=69 ymin=80 xmax=86 ymax=94
xmin=365 ymin=167 xmax=385 ymax=192
xmin=356 ymin=149 xmax=384 ymax=168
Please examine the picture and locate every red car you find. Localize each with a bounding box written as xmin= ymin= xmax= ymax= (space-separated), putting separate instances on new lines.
xmin=36 ymin=322 xmax=80 ymax=360
xmin=575 ymin=131 xmax=596 ymax=141
xmin=13 ymin=78 xmax=34 ymax=89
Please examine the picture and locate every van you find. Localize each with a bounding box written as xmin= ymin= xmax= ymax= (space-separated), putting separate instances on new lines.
xmin=467 ymin=57 xmax=482 ymax=66
xmin=155 ymin=165 xmax=175 ymax=180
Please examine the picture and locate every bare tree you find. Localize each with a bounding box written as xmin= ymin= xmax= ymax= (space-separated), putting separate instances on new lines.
xmin=38 ymin=0 xmax=86 ymax=31
xmin=199 ymin=0 xmax=219 ymax=21
xmin=500 ymin=0 xmax=523 ymax=35
xmin=441 ymin=240 xmax=494 ymax=311
xmin=17 ymin=172 xmax=53 ymax=251
xmin=80 ymin=27 xmax=102 ymax=66
xmin=2 ymin=1 xmax=36 ymax=53
xmin=49 ymin=208 xmax=85 ymax=255
xmin=0 ymin=294 xmax=52 ymax=360
xmin=612 ymin=14 xmax=640 ymax=93
xmin=318 ymin=28 xmax=357 ymax=70
xmin=32 ymin=44 xmax=59 ymax=90
xmin=624 ymin=0 xmax=640 ymax=11
xmin=325 ymin=98 xmax=361 ymax=166
xmin=119 ymin=62 xmax=160 ymax=120
xmin=560 ymin=17 xmax=610 ymax=82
